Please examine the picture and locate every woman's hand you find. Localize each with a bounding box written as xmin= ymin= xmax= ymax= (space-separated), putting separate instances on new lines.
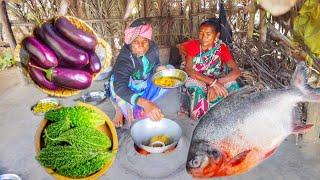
xmin=207 ymin=87 xmax=218 ymax=101
xmin=211 ymin=81 xmax=228 ymax=98
xmin=143 ymin=101 xmax=164 ymax=121
xmin=156 ymin=65 xmax=166 ymax=72
xmin=137 ymin=98 xmax=164 ymax=121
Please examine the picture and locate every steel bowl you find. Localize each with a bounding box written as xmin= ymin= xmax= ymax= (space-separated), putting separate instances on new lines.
xmin=0 ymin=174 xmax=22 ymax=180
xmin=74 ymin=90 xmax=107 ymax=105
xmin=95 ymin=66 xmax=113 ymax=81
xmin=31 ymin=98 xmax=61 ymax=116
xmin=152 ymin=69 xmax=188 ymax=88
xmin=130 ymin=118 xmax=182 ymax=154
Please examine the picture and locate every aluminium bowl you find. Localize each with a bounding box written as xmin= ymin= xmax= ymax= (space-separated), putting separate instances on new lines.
xmin=0 ymin=174 xmax=22 ymax=180
xmin=130 ymin=118 xmax=182 ymax=154
xmin=152 ymin=69 xmax=187 ymax=88
xmin=75 ymin=90 xmax=107 ymax=105
xmin=31 ymin=98 xmax=61 ymax=116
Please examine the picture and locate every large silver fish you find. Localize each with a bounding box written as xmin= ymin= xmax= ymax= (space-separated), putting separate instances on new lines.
xmin=186 ymin=62 xmax=314 ymax=178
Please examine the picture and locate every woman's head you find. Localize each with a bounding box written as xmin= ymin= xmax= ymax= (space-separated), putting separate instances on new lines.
xmin=199 ymin=18 xmax=221 ymax=49
xmin=124 ymin=18 xmax=152 ymax=56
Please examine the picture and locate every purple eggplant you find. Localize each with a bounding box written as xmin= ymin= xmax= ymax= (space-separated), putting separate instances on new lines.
xmin=28 ymin=63 xmax=92 ymax=90
xmin=55 ymin=16 xmax=97 ymax=50
xmin=28 ymin=60 xmax=59 ymax=90
xmin=85 ymin=51 xmax=101 ymax=73
xmin=37 ymin=22 xmax=89 ymax=68
xmin=23 ymin=37 xmax=58 ymax=68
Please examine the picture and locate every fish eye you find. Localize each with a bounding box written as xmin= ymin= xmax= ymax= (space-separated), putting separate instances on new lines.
xmin=189 ymin=156 xmax=202 ymax=168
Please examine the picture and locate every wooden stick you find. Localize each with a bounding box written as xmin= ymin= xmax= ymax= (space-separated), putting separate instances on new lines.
xmin=0 ymin=0 xmax=16 ymax=50
xmin=259 ymin=8 xmax=267 ymax=43
xmin=247 ymin=0 xmax=257 ymax=39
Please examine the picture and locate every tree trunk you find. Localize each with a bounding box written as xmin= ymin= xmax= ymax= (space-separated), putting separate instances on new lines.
xmin=247 ymin=0 xmax=257 ymax=40
xmin=259 ymin=9 xmax=267 ymax=43
xmin=0 ymin=0 xmax=16 ymax=50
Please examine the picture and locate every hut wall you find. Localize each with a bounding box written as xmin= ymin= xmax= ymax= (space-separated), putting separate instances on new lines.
xmin=1 ymin=0 xmax=306 ymax=59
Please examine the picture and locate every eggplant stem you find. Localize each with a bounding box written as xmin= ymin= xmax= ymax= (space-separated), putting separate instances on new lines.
xmin=28 ymin=62 xmax=46 ymax=72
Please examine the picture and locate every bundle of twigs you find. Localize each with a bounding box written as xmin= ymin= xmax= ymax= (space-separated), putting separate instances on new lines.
xmin=233 ymin=35 xmax=297 ymax=91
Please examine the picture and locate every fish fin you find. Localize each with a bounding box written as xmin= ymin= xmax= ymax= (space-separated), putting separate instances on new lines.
xmin=292 ymin=62 xmax=320 ymax=102
xmin=264 ymin=147 xmax=278 ymax=159
xmin=292 ymin=123 xmax=313 ymax=134
xmin=227 ymin=149 xmax=251 ymax=167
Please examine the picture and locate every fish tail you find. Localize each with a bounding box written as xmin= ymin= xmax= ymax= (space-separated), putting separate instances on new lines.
xmin=292 ymin=62 xmax=320 ymax=102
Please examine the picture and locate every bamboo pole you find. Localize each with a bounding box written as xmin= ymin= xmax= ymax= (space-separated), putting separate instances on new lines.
xmin=0 ymin=22 xmax=3 ymax=41
xmin=75 ymin=0 xmax=85 ymax=18
xmin=58 ymin=0 xmax=69 ymax=16
xmin=247 ymin=0 xmax=257 ymax=40
xmin=259 ymin=8 xmax=267 ymax=43
xmin=0 ymin=0 xmax=16 ymax=50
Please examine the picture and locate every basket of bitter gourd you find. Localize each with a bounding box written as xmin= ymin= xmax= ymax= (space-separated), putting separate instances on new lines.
xmin=14 ymin=16 xmax=112 ymax=97
xmin=35 ymin=102 xmax=118 ymax=179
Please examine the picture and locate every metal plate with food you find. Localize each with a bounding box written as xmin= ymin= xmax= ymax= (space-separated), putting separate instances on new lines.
xmin=31 ymin=98 xmax=61 ymax=116
xmin=152 ymin=69 xmax=187 ymax=88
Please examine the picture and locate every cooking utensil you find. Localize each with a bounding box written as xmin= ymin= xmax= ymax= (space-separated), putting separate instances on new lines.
xmin=74 ymin=90 xmax=107 ymax=105
xmin=130 ymin=118 xmax=182 ymax=154
xmin=152 ymin=69 xmax=187 ymax=88
xmin=30 ymin=98 xmax=61 ymax=116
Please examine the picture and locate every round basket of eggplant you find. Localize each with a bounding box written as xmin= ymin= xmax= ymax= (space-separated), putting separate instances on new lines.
xmin=14 ymin=16 xmax=112 ymax=97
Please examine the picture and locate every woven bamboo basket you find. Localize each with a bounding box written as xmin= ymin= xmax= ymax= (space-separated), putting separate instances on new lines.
xmin=14 ymin=16 xmax=112 ymax=97
xmin=35 ymin=102 xmax=118 ymax=180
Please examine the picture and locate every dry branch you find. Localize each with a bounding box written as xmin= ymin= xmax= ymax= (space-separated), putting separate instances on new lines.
xmin=0 ymin=0 xmax=16 ymax=50
xmin=247 ymin=0 xmax=257 ymax=39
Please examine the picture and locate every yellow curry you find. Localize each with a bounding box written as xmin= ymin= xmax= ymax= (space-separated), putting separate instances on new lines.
xmin=149 ymin=134 xmax=169 ymax=146
xmin=153 ymin=76 xmax=181 ymax=88
xmin=33 ymin=102 xmax=59 ymax=114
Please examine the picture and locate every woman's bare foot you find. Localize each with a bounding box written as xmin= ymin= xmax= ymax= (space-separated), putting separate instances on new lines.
xmin=178 ymin=106 xmax=189 ymax=118
xmin=113 ymin=110 xmax=124 ymax=128
xmin=112 ymin=103 xmax=124 ymax=128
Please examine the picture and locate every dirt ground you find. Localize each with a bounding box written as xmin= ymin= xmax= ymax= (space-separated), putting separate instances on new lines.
xmin=0 ymin=81 xmax=320 ymax=180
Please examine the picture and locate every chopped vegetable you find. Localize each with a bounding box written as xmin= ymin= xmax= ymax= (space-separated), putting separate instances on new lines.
xmin=33 ymin=101 xmax=60 ymax=114
xmin=149 ymin=134 xmax=169 ymax=146
xmin=153 ymin=76 xmax=180 ymax=87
